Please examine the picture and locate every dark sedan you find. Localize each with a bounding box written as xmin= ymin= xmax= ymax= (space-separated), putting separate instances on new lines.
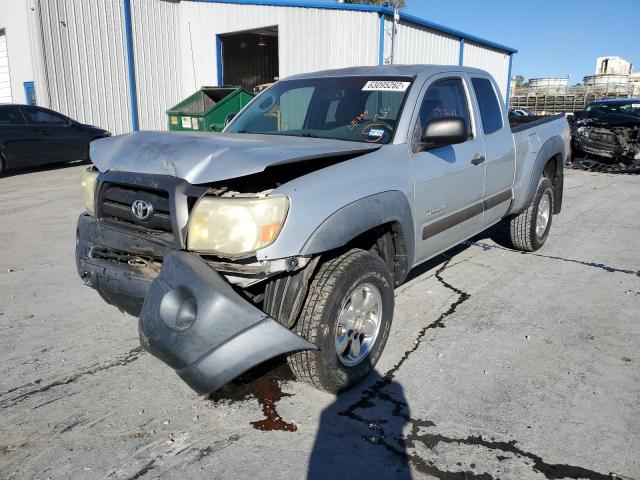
xmin=0 ymin=104 xmax=110 ymax=176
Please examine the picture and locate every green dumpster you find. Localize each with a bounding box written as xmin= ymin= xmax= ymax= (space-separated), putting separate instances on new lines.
xmin=167 ymin=87 xmax=254 ymax=132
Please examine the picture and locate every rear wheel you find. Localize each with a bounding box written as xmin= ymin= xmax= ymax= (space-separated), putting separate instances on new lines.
xmin=0 ymin=154 xmax=5 ymax=177
xmin=288 ymin=249 xmax=394 ymax=393
xmin=507 ymin=177 xmax=554 ymax=252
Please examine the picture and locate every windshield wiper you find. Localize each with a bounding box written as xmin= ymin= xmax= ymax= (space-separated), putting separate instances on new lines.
xmin=300 ymin=133 xmax=320 ymax=138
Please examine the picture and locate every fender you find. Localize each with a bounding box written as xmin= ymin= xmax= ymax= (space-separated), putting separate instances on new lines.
xmin=300 ymin=190 xmax=415 ymax=270
xmin=510 ymin=135 xmax=565 ymax=216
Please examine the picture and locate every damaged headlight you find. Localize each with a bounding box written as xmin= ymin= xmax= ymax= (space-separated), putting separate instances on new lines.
xmin=187 ymin=196 xmax=289 ymax=256
xmin=577 ymin=126 xmax=589 ymax=138
xmin=80 ymin=167 xmax=99 ymax=216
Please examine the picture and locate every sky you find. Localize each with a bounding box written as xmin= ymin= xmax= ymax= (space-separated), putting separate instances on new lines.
xmin=300 ymin=0 xmax=640 ymax=84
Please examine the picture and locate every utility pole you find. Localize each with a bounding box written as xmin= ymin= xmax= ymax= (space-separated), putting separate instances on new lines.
xmin=383 ymin=0 xmax=400 ymax=65
xmin=390 ymin=5 xmax=399 ymax=64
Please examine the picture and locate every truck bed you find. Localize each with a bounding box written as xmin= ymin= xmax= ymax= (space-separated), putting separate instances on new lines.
xmin=510 ymin=114 xmax=565 ymax=133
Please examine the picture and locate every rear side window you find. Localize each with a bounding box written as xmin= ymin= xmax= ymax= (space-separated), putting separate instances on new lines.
xmin=23 ymin=107 xmax=67 ymax=125
xmin=471 ymin=77 xmax=503 ymax=134
xmin=0 ymin=107 xmax=26 ymax=125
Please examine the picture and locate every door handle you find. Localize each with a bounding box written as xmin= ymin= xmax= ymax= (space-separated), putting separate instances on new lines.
xmin=471 ymin=155 xmax=485 ymax=166
xmin=38 ymin=131 xmax=52 ymax=136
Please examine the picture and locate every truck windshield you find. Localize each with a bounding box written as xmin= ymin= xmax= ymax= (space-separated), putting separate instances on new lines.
xmin=226 ymin=76 xmax=414 ymax=144
xmin=586 ymin=102 xmax=640 ymax=118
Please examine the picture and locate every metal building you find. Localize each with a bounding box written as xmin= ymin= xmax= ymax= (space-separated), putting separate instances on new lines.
xmin=0 ymin=0 xmax=516 ymax=134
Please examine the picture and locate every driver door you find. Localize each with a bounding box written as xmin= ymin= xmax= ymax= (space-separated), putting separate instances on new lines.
xmin=410 ymin=75 xmax=486 ymax=264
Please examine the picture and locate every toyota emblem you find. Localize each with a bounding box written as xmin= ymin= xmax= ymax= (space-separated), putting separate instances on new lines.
xmin=131 ymin=199 xmax=153 ymax=221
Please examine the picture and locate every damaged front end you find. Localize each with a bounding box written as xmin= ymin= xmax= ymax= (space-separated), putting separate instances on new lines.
xmin=76 ymin=213 xmax=318 ymax=394
xmin=571 ymin=109 xmax=640 ymax=173
xmin=75 ymin=165 xmax=327 ymax=394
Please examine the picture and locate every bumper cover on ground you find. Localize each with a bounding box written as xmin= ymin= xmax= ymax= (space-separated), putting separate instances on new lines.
xmin=138 ymin=251 xmax=317 ymax=394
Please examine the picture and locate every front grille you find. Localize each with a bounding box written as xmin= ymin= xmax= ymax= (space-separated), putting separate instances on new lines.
xmin=98 ymin=183 xmax=173 ymax=234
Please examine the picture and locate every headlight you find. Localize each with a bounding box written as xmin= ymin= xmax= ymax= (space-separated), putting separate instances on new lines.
xmin=80 ymin=167 xmax=98 ymax=216
xmin=187 ymin=196 xmax=289 ymax=255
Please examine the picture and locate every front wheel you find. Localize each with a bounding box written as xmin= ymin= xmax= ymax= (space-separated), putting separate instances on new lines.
xmin=288 ymin=249 xmax=394 ymax=393
xmin=507 ymin=177 xmax=554 ymax=252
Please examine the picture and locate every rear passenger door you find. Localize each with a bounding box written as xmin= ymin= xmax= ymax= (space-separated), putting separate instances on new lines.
xmin=20 ymin=106 xmax=86 ymax=164
xmin=410 ymin=75 xmax=486 ymax=265
xmin=468 ymin=75 xmax=515 ymax=225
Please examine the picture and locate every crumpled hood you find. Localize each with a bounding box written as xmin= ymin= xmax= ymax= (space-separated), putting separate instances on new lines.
xmin=90 ymin=131 xmax=381 ymax=184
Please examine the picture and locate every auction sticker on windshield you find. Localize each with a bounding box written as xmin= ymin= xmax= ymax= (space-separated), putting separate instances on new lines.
xmin=362 ymin=80 xmax=411 ymax=92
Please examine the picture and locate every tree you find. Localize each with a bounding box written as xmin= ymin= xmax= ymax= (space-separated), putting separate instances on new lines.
xmin=513 ymin=75 xmax=527 ymax=87
xmin=340 ymin=0 xmax=406 ymax=8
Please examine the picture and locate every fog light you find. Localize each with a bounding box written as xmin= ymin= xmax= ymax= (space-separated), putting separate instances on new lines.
xmin=160 ymin=287 xmax=197 ymax=331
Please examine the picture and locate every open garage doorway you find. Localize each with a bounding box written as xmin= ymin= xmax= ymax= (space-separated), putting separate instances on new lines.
xmin=217 ymin=26 xmax=279 ymax=92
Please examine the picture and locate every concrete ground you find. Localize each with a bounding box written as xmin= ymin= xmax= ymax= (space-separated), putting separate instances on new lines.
xmin=0 ymin=164 xmax=638 ymax=480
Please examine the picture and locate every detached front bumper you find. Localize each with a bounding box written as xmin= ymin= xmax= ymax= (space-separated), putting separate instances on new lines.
xmin=76 ymin=215 xmax=316 ymax=394
xmin=139 ymin=251 xmax=316 ymax=393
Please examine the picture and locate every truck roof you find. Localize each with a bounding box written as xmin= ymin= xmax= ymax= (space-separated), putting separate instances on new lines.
xmin=285 ymin=64 xmax=490 ymax=81
xmin=590 ymin=98 xmax=640 ymax=105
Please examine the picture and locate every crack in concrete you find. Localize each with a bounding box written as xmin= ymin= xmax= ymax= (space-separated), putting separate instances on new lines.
xmin=339 ymin=257 xmax=616 ymax=479
xmin=0 ymin=347 xmax=144 ymax=409
xmin=126 ymin=460 xmax=156 ymax=480
xmin=404 ymin=427 xmax=613 ymax=480
xmin=190 ymin=433 xmax=242 ymax=465
xmin=466 ymin=241 xmax=640 ymax=277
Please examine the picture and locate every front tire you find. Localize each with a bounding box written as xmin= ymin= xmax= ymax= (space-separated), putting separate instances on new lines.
xmin=507 ymin=177 xmax=554 ymax=252
xmin=288 ymin=249 xmax=394 ymax=393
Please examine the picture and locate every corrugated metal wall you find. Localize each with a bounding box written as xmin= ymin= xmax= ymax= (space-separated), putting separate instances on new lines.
xmin=179 ymin=2 xmax=380 ymax=88
xmin=37 ymin=0 xmax=131 ymax=134
xmin=463 ymin=41 xmax=510 ymax=101
xmin=385 ymin=18 xmax=459 ymax=66
xmin=130 ymin=0 xmax=182 ymax=131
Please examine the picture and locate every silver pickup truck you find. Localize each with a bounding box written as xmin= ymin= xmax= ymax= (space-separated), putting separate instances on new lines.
xmin=76 ymin=65 xmax=570 ymax=395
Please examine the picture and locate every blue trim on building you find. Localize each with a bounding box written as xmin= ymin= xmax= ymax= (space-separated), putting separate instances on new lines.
xmin=188 ymin=0 xmax=518 ymax=54
xmin=505 ymin=54 xmax=513 ymax=107
xmin=378 ymin=13 xmax=385 ymax=65
xmin=458 ymin=38 xmax=464 ymax=66
xmin=23 ymin=81 xmax=36 ymax=105
xmin=216 ymin=35 xmax=223 ymax=86
xmin=192 ymin=0 xmax=386 ymax=13
xmin=123 ymin=0 xmax=139 ymax=131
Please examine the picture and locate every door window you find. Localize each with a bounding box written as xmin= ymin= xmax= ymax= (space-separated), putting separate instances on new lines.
xmin=471 ymin=77 xmax=503 ymax=134
xmin=416 ymin=78 xmax=471 ymax=143
xmin=22 ymin=107 xmax=68 ymax=125
xmin=0 ymin=106 xmax=26 ymax=125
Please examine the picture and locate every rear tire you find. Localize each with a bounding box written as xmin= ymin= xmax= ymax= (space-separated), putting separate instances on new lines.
xmin=0 ymin=154 xmax=5 ymax=177
xmin=288 ymin=249 xmax=394 ymax=393
xmin=507 ymin=177 xmax=554 ymax=252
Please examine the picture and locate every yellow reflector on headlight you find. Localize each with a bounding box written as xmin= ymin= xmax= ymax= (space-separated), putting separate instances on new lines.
xmin=187 ymin=196 xmax=289 ymax=256
xmin=80 ymin=167 xmax=98 ymax=216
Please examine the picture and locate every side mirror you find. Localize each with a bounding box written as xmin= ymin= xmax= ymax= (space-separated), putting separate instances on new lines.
xmin=224 ymin=112 xmax=237 ymax=127
xmin=418 ymin=117 xmax=469 ymax=151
